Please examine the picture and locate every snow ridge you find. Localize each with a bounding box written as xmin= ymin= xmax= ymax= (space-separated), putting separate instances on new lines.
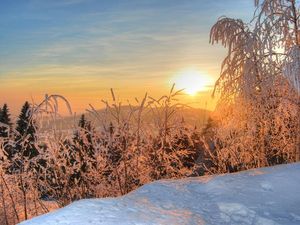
xmin=21 ymin=163 xmax=300 ymax=225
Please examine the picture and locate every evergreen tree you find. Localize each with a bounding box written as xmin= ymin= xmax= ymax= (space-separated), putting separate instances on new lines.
xmin=15 ymin=101 xmax=39 ymax=159
xmin=0 ymin=104 xmax=14 ymax=160
xmin=68 ymin=114 xmax=96 ymax=198
xmin=0 ymin=104 xmax=12 ymax=138
xmin=73 ymin=114 xmax=95 ymax=159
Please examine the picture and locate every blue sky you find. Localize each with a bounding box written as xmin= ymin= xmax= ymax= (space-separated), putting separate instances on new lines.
xmin=0 ymin=0 xmax=254 ymax=113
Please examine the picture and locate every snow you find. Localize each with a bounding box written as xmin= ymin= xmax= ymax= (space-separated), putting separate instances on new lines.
xmin=20 ymin=163 xmax=300 ymax=225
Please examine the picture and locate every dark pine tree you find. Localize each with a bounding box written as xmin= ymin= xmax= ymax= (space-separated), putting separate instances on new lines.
xmin=68 ymin=114 xmax=96 ymax=198
xmin=15 ymin=101 xmax=39 ymax=159
xmin=0 ymin=104 xmax=14 ymax=160
xmin=0 ymin=103 xmax=12 ymax=138
xmin=73 ymin=114 xmax=95 ymax=159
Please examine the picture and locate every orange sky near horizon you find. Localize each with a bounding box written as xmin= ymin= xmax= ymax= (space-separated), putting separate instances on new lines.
xmin=0 ymin=64 xmax=218 ymax=116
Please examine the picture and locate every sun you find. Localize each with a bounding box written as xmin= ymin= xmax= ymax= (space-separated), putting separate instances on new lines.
xmin=171 ymin=68 xmax=213 ymax=96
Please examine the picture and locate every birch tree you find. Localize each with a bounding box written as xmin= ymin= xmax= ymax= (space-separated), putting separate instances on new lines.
xmin=208 ymin=0 xmax=300 ymax=172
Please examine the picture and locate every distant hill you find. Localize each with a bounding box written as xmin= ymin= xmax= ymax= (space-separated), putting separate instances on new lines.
xmin=40 ymin=106 xmax=211 ymax=133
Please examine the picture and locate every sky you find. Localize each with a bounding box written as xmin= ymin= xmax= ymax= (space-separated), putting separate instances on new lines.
xmin=0 ymin=0 xmax=254 ymax=115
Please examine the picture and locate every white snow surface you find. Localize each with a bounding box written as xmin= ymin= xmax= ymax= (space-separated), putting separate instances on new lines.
xmin=20 ymin=163 xmax=300 ymax=225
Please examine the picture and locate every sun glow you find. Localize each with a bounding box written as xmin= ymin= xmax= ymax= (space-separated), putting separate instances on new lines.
xmin=172 ymin=68 xmax=213 ymax=96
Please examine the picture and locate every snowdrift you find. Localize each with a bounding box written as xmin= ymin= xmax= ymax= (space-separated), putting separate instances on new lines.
xmin=20 ymin=163 xmax=300 ymax=225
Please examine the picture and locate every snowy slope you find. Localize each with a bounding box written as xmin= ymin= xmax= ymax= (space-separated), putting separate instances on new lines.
xmin=20 ymin=163 xmax=300 ymax=225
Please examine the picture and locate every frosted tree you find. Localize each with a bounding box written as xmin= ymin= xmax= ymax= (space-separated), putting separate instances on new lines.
xmin=211 ymin=0 xmax=300 ymax=101
xmin=208 ymin=0 xmax=300 ymax=173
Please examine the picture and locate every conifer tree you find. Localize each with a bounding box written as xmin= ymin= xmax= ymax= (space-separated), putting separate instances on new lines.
xmin=0 ymin=104 xmax=12 ymax=138
xmin=15 ymin=101 xmax=39 ymax=159
xmin=0 ymin=104 xmax=14 ymax=160
xmin=73 ymin=114 xmax=95 ymax=159
xmin=68 ymin=114 xmax=96 ymax=198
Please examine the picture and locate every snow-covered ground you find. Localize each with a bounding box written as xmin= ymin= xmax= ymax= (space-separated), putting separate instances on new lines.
xmin=20 ymin=163 xmax=300 ymax=225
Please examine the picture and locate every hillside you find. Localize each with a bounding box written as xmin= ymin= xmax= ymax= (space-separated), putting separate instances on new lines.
xmin=20 ymin=163 xmax=300 ymax=225
xmin=40 ymin=106 xmax=211 ymax=133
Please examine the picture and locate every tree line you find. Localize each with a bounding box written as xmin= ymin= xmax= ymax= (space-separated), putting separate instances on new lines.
xmin=0 ymin=91 xmax=210 ymax=224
